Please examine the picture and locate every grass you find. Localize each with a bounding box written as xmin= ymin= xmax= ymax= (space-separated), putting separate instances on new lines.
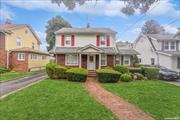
xmin=0 ymin=70 xmax=45 ymax=81
xmin=103 ymin=80 xmax=180 ymax=120
xmin=0 ymin=79 xmax=117 ymax=120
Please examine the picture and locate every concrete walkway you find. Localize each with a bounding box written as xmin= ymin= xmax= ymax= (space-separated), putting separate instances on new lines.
xmin=85 ymin=77 xmax=154 ymax=120
xmin=0 ymin=73 xmax=48 ymax=97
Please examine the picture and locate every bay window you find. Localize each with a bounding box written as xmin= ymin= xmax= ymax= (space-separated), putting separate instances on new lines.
xmin=66 ymin=54 xmax=78 ymax=65
xmin=101 ymin=54 xmax=107 ymax=66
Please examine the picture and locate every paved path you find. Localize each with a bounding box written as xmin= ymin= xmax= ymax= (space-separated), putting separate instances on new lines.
xmin=0 ymin=73 xmax=48 ymax=97
xmin=85 ymin=77 xmax=154 ymax=120
xmin=166 ymin=80 xmax=180 ymax=86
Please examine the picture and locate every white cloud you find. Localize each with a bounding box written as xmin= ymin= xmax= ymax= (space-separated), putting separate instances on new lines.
xmin=0 ymin=5 xmax=15 ymax=21
xmin=164 ymin=25 xmax=178 ymax=33
xmin=35 ymin=31 xmax=48 ymax=51
xmin=147 ymin=0 xmax=180 ymax=18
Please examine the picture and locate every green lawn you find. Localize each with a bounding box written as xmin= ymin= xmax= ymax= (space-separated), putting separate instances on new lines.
xmin=103 ymin=80 xmax=180 ymax=120
xmin=0 ymin=79 xmax=116 ymax=120
xmin=0 ymin=70 xmax=45 ymax=81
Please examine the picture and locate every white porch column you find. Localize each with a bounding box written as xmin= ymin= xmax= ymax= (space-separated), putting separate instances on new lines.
xmin=79 ymin=54 xmax=81 ymax=68
xmin=99 ymin=54 xmax=101 ymax=69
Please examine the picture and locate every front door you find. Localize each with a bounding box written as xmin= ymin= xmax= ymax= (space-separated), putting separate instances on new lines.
xmin=88 ymin=55 xmax=96 ymax=70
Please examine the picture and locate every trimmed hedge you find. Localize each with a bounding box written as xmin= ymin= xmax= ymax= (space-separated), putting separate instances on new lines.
xmin=134 ymin=73 xmax=144 ymax=80
xmin=0 ymin=67 xmax=8 ymax=74
xmin=142 ymin=67 xmax=159 ymax=79
xmin=66 ymin=68 xmax=88 ymax=82
xmin=120 ymin=73 xmax=132 ymax=82
xmin=96 ymin=69 xmax=121 ymax=83
xmin=128 ymin=67 xmax=142 ymax=74
xmin=46 ymin=63 xmax=67 ymax=79
xmin=114 ymin=64 xmax=129 ymax=74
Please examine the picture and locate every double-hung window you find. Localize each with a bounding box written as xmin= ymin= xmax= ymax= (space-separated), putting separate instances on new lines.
xmin=101 ymin=54 xmax=107 ymax=66
xmin=66 ymin=54 xmax=78 ymax=65
xmin=16 ymin=37 xmax=22 ymax=47
xmin=42 ymin=55 xmax=46 ymax=60
xmin=164 ymin=41 xmax=176 ymax=51
xmin=170 ymin=41 xmax=175 ymax=50
xmin=164 ymin=42 xmax=169 ymax=50
xmin=65 ymin=35 xmax=71 ymax=46
xmin=123 ymin=56 xmax=130 ymax=66
xmin=32 ymin=42 xmax=35 ymax=49
xmin=30 ymin=54 xmax=37 ymax=60
xmin=100 ymin=35 xmax=106 ymax=46
xmin=18 ymin=53 xmax=25 ymax=61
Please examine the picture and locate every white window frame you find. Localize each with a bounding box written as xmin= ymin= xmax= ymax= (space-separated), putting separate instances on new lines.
xmin=16 ymin=37 xmax=22 ymax=47
xmin=65 ymin=35 xmax=71 ymax=46
xmin=115 ymin=56 xmax=121 ymax=64
xmin=100 ymin=35 xmax=106 ymax=47
xmin=164 ymin=41 xmax=176 ymax=51
xmin=65 ymin=54 xmax=78 ymax=66
xmin=30 ymin=54 xmax=37 ymax=60
xmin=17 ymin=53 xmax=25 ymax=61
xmin=123 ymin=56 xmax=130 ymax=66
xmin=101 ymin=54 xmax=107 ymax=66
xmin=32 ymin=42 xmax=35 ymax=49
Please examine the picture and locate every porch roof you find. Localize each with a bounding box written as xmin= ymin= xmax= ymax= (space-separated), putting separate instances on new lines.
xmin=157 ymin=51 xmax=180 ymax=56
xmin=54 ymin=47 xmax=117 ymax=54
xmin=117 ymin=49 xmax=140 ymax=55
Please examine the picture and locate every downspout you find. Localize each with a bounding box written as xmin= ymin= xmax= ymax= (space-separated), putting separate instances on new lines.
xmin=6 ymin=50 xmax=9 ymax=69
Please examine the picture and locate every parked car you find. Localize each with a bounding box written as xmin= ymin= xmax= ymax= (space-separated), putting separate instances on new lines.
xmin=158 ymin=66 xmax=180 ymax=81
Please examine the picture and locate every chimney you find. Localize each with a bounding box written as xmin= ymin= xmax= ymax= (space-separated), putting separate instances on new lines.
xmin=5 ymin=19 xmax=12 ymax=24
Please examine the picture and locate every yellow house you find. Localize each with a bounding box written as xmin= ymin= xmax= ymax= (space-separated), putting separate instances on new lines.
xmin=0 ymin=23 xmax=50 ymax=71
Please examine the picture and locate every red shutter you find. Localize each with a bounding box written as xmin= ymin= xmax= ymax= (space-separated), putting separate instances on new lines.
xmin=106 ymin=35 xmax=110 ymax=46
xmin=96 ymin=35 xmax=100 ymax=46
xmin=61 ymin=35 xmax=65 ymax=46
xmin=71 ymin=35 xmax=74 ymax=46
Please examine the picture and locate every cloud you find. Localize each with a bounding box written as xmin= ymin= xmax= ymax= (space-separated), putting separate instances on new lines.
xmin=35 ymin=31 xmax=48 ymax=51
xmin=147 ymin=0 xmax=180 ymax=18
xmin=164 ymin=25 xmax=178 ymax=33
xmin=2 ymin=0 xmax=125 ymax=17
xmin=0 ymin=5 xmax=15 ymax=21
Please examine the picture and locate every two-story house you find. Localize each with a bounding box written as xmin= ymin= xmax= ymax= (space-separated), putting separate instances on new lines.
xmin=51 ymin=27 xmax=139 ymax=70
xmin=0 ymin=23 xmax=50 ymax=71
xmin=134 ymin=33 xmax=180 ymax=73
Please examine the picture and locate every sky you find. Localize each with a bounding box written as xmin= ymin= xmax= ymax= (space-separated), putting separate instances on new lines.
xmin=0 ymin=0 xmax=180 ymax=51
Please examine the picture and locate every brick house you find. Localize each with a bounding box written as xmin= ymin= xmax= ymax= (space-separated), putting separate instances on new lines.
xmin=50 ymin=27 xmax=139 ymax=70
xmin=0 ymin=23 xmax=50 ymax=71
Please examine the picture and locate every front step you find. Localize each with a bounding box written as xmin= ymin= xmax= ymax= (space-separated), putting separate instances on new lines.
xmin=88 ymin=70 xmax=96 ymax=77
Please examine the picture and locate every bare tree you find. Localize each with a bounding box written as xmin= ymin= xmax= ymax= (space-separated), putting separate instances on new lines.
xmin=51 ymin=0 xmax=159 ymax=16
xmin=141 ymin=19 xmax=165 ymax=34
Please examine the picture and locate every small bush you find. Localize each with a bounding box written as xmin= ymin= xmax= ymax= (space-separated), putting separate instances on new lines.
xmin=114 ymin=64 xmax=129 ymax=74
xmin=54 ymin=65 xmax=67 ymax=79
xmin=96 ymin=69 xmax=121 ymax=83
xmin=46 ymin=63 xmax=56 ymax=79
xmin=142 ymin=67 xmax=159 ymax=79
xmin=128 ymin=67 xmax=142 ymax=74
xmin=0 ymin=67 xmax=8 ymax=74
xmin=66 ymin=68 xmax=88 ymax=82
xmin=134 ymin=73 xmax=144 ymax=80
xmin=120 ymin=73 xmax=132 ymax=82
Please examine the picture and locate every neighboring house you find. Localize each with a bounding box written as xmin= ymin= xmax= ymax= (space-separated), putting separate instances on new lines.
xmin=134 ymin=33 xmax=180 ymax=73
xmin=50 ymin=27 xmax=139 ymax=70
xmin=0 ymin=23 xmax=50 ymax=71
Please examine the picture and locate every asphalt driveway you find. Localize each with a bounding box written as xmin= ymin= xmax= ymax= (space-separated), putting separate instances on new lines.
xmin=0 ymin=73 xmax=48 ymax=97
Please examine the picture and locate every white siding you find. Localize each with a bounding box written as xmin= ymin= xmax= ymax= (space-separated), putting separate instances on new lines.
xmin=134 ymin=35 xmax=158 ymax=65
xmin=55 ymin=34 xmax=116 ymax=47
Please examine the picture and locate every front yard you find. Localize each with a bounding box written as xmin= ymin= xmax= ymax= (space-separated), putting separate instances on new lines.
xmin=103 ymin=80 xmax=180 ymax=120
xmin=0 ymin=79 xmax=116 ymax=120
xmin=0 ymin=70 xmax=45 ymax=82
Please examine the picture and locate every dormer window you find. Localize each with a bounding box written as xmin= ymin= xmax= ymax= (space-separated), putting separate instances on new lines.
xmin=65 ymin=35 xmax=71 ymax=46
xmin=16 ymin=37 xmax=22 ymax=47
xmin=164 ymin=41 xmax=176 ymax=51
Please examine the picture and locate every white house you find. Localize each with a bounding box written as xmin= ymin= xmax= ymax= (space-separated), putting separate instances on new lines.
xmin=50 ymin=27 xmax=139 ymax=70
xmin=134 ymin=33 xmax=180 ymax=73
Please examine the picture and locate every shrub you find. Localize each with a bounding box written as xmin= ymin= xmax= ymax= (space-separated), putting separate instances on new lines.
xmin=114 ymin=64 xmax=129 ymax=74
xmin=120 ymin=73 xmax=132 ymax=82
xmin=142 ymin=67 xmax=159 ymax=79
xmin=66 ymin=68 xmax=88 ymax=82
xmin=54 ymin=65 xmax=67 ymax=79
xmin=128 ymin=67 xmax=142 ymax=74
xmin=96 ymin=69 xmax=121 ymax=83
xmin=0 ymin=67 xmax=8 ymax=74
xmin=134 ymin=73 xmax=144 ymax=80
xmin=46 ymin=63 xmax=56 ymax=79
